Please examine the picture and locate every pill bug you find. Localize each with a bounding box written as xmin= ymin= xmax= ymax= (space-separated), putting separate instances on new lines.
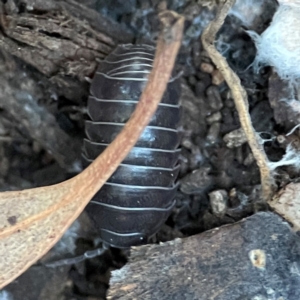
xmin=82 ymin=44 xmax=181 ymax=248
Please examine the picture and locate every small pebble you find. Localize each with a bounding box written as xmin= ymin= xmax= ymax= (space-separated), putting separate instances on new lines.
xmin=206 ymin=112 xmax=222 ymax=124
xmin=244 ymin=153 xmax=255 ymax=166
xmin=183 ymin=3 xmax=202 ymax=21
xmin=224 ymin=98 xmax=235 ymax=108
xmin=223 ymin=128 xmax=247 ymax=148
xmin=277 ymin=135 xmax=286 ymax=144
xmin=180 ymin=166 xmax=213 ymax=194
xmin=195 ymin=81 xmax=207 ymax=97
xmin=212 ymin=69 xmax=224 ymax=85
xmin=209 ymin=189 xmax=228 ymax=217
xmin=229 ymin=188 xmax=237 ymax=198
xmin=188 ymin=75 xmax=197 ymax=86
xmin=206 ymin=85 xmax=223 ymax=111
xmin=207 ymin=122 xmax=220 ymax=144
xmin=182 ymin=137 xmax=194 ymax=149
xmin=200 ymin=62 xmax=214 ymax=74
xmin=195 ymin=76 xmax=211 ymax=97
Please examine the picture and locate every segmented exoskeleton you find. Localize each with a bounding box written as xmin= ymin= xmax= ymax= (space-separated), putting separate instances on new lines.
xmin=83 ymin=44 xmax=181 ymax=248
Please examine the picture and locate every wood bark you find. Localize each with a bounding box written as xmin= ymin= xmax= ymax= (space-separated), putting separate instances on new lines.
xmin=109 ymin=212 xmax=300 ymax=300
xmin=0 ymin=0 xmax=133 ymax=171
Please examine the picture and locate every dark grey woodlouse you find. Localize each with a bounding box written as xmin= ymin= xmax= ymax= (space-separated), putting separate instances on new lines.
xmin=82 ymin=44 xmax=181 ymax=248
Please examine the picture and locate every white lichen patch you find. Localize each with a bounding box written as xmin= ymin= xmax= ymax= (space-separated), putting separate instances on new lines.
xmin=268 ymin=143 xmax=300 ymax=171
xmin=248 ymin=3 xmax=300 ymax=80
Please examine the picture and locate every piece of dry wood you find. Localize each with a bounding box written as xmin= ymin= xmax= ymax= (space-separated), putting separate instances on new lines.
xmin=108 ymin=212 xmax=300 ymax=299
xmin=0 ymin=0 xmax=134 ymax=170
xmin=0 ymin=0 xmax=134 ymax=106
xmin=0 ymin=69 xmax=82 ymax=172
xmin=269 ymin=182 xmax=300 ymax=231
xmin=201 ymin=0 xmax=275 ymax=201
xmin=0 ymin=10 xmax=184 ymax=289
xmin=3 ymin=0 xmax=133 ymax=43
xmin=61 ymin=0 xmax=134 ymax=43
xmin=1 ymin=9 xmax=114 ymax=79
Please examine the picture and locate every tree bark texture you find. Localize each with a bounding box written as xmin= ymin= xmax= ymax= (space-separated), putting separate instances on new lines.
xmin=108 ymin=212 xmax=300 ymax=300
xmin=0 ymin=0 xmax=133 ymax=172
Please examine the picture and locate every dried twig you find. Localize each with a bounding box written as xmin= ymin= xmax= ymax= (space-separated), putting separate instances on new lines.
xmin=0 ymin=10 xmax=184 ymax=289
xmin=201 ymin=0 xmax=275 ymax=200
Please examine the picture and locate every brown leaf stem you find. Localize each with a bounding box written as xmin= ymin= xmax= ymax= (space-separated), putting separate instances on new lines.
xmin=201 ymin=0 xmax=275 ymax=200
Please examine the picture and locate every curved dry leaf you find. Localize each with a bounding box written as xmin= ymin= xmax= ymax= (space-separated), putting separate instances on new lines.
xmin=0 ymin=10 xmax=184 ymax=289
xmin=0 ymin=183 xmax=82 ymax=286
xmin=269 ymin=183 xmax=300 ymax=231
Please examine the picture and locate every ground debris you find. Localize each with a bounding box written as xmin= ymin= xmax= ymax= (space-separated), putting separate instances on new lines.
xmin=0 ymin=0 xmax=298 ymax=298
